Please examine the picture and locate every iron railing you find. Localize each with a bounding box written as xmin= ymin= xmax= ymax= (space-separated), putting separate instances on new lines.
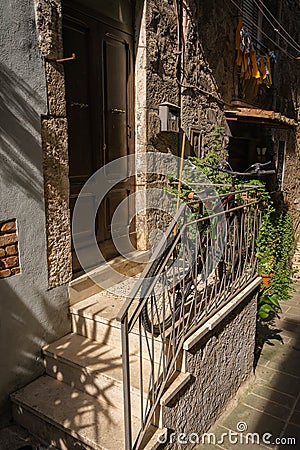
xmin=116 ymin=187 xmax=262 ymax=449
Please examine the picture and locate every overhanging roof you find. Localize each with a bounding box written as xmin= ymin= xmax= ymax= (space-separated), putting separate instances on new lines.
xmin=225 ymin=107 xmax=297 ymax=128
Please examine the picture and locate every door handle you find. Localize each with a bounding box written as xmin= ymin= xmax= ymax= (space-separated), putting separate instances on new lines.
xmin=111 ymin=108 xmax=126 ymax=114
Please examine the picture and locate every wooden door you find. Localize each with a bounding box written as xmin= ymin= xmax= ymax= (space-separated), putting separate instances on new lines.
xmin=62 ymin=5 xmax=135 ymax=273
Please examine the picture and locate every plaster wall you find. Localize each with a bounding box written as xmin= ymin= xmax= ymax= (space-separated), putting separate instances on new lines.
xmin=0 ymin=0 xmax=70 ymax=424
xmin=163 ymin=291 xmax=257 ymax=449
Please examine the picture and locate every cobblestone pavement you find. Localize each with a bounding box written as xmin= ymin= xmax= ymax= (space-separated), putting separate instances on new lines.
xmin=195 ymin=283 xmax=300 ymax=450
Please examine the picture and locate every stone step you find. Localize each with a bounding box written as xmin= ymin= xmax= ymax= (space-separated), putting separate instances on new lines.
xmin=11 ymin=375 xmax=169 ymax=450
xmin=11 ymin=375 xmax=141 ymax=450
xmin=43 ymin=333 xmax=159 ymax=414
xmin=11 ymin=376 xmax=167 ymax=450
xmin=70 ymin=295 xmax=165 ymax=362
xmin=142 ymin=427 xmax=168 ymax=450
xmin=69 ymin=251 xmax=149 ymax=306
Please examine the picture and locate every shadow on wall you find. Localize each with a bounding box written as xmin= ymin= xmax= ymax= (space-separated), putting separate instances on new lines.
xmin=0 ymin=281 xmax=58 ymax=427
xmin=0 ymin=61 xmax=45 ymax=204
xmin=11 ymin=301 xmax=130 ymax=448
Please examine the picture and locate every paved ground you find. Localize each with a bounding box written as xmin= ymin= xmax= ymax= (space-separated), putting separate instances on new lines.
xmin=196 ymin=282 xmax=300 ymax=449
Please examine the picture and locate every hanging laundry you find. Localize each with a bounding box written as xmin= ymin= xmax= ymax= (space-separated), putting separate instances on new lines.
xmin=235 ymin=18 xmax=274 ymax=88
xmin=250 ymin=48 xmax=260 ymax=79
xmin=259 ymin=56 xmax=267 ymax=80
xmin=265 ymin=55 xmax=272 ymax=87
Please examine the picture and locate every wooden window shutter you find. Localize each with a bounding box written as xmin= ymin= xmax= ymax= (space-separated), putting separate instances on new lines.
xmin=242 ymin=0 xmax=259 ymax=39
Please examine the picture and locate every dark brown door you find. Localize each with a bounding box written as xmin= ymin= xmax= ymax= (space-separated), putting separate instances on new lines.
xmin=62 ymin=6 xmax=135 ymax=273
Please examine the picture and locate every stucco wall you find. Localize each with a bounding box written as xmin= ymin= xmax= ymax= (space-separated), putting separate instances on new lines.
xmin=0 ymin=0 xmax=70 ymax=425
xmin=163 ymin=291 xmax=257 ymax=449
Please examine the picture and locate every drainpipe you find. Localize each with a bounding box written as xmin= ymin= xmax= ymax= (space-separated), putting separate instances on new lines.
xmin=176 ymin=0 xmax=183 ymax=126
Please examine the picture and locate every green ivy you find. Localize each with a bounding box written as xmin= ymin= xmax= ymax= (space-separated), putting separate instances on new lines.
xmin=167 ymin=125 xmax=294 ymax=322
xmin=256 ymin=204 xmax=294 ymax=320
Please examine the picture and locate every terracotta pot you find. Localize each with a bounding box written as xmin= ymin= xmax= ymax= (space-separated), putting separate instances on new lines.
xmin=261 ymin=273 xmax=274 ymax=288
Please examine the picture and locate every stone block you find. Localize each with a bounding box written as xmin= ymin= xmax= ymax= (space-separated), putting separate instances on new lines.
xmin=42 ymin=118 xmax=72 ymax=287
xmin=0 ymin=221 xmax=16 ymax=233
xmin=5 ymin=244 xmax=18 ymax=256
xmin=35 ymin=0 xmax=63 ymax=59
xmin=11 ymin=267 xmax=21 ymax=276
xmin=45 ymin=61 xmax=66 ymax=116
xmin=0 ymin=248 xmax=5 ymax=258
xmin=0 ymin=269 xmax=11 ymax=278
xmin=0 ymin=234 xmax=18 ymax=247
xmin=0 ymin=256 xmax=19 ymax=269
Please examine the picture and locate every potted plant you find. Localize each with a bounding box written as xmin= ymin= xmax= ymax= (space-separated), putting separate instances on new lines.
xmin=258 ymin=255 xmax=276 ymax=288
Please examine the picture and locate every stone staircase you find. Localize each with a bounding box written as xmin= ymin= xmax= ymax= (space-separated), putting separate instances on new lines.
xmin=11 ymin=253 xmax=191 ymax=449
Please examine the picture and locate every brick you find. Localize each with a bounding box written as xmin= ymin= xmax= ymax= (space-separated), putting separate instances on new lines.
xmin=0 ymin=248 xmax=5 ymax=258
xmin=0 ymin=269 xmax=11 ymax=278
xmin=0 ymin=256 xmax=19 ymax=269
xmin=0 ymin=221 xmax=16 ymax=233
xmin=0 ymin=234 xmax=17 ymax=247
xmin=5 ymin=244 xmax=18 ymax=256
xmin=11 ymin=267 xmax=21 ymax=276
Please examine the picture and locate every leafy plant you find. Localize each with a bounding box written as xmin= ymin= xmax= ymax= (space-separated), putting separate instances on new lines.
xmin=256 ymin=203 xmax=294 ymax=320
xmin=168 ymin=125 xmax=294 ymax=323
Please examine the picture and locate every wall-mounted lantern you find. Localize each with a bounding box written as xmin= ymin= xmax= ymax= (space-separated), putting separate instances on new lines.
xmin=256 ymin=146 xmax=267 ymax=157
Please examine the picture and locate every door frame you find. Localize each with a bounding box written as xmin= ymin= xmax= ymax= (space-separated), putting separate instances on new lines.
xmin=62 ymin=0 xmax=136 ymax=274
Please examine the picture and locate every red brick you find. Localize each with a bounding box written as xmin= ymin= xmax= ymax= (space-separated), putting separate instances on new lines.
xmin=0 ymin=256 xmax=19 ymax=269
xmin=0 ymin=248 xmax=5 ymax=258
xmin=5 ymin=244 xmax=18 ymax=256
xmin=0 ymin=234 xmax=17 ymax=247
xmin=11 ymin=267 xmax=21 ymax=275
xmin=1 ymin=221 xmax=16 ymax=233
xmin=0 ymin=269 xmax=11 ymax=278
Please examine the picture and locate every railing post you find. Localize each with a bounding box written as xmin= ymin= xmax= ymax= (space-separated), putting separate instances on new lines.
xmin=121 ymin=316 xmax=132 ymax=450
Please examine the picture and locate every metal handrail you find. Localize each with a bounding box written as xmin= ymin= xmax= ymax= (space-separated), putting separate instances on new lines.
xmin=116 ymin=203 xmax=186 ymax=324
xmin=116 ymin=187 xmax=260 ymax=323
xmin=117 ymin=188 xmax=262 ymax=450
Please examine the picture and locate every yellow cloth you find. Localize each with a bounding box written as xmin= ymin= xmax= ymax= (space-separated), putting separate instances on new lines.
xmin=250 ymin=49 xmax=260 ymax=78
xmin=235 ymin=18 xmax=272 ymax=87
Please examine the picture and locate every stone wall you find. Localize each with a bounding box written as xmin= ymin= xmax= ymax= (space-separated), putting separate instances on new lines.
xmin=163 ymin=289 xmax=258 ymax=449
xmin=276 ymin=0 xmax=300 ymax=238
xmin=36 ymin=0 xmax=72 ymax=287
xmin=144 ymin=0 xmax=236 ymax=151
xmin=278 ymin=126 xmax=300 ymax=238
xmin=141 ymin=0 xmax=300 ymax=243
xmin=135 ymin=0 xmax=237 ymax=248
xmin=0 ymin=220 xmax=20 ymax=279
